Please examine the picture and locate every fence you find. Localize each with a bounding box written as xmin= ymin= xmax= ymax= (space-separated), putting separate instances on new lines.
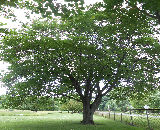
xmin=94 ymin=109 xmax=160 ymax=130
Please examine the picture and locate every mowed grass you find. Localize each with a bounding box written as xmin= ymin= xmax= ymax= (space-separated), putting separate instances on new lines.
xmin=0 ymin=110 xmax=145 ymax=130
xmin=94 ymin=111 xmax=160 ymax=130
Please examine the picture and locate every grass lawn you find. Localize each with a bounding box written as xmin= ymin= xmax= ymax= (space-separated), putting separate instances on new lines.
xmin=0 ymin=110 xmax=145 ymax=130
xmin=94 ymin=111 xmax=160 ymax=130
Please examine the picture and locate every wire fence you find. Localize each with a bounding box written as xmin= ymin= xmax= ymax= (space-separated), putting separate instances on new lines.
xmin=94 ymin=109 xmax=160 ymax=130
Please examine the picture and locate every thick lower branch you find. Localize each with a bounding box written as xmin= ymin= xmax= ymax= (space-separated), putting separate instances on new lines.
xmin=68 ymin=73 xmax=84 ymax=101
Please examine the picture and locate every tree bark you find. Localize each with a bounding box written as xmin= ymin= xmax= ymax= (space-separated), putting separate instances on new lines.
xmin=81 ymin=102 xmax=94 ymax=124
xmin=81 ymin=95 xmax=103 ymax=125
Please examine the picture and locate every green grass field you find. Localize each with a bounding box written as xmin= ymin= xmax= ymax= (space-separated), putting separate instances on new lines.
xmin=94 ymin=111 xmax=160 ymax=130
xmin=0 ymin=110 xmax=145 ymax=130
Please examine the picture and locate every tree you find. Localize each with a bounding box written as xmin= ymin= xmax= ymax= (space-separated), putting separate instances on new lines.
xmin=149 ymin=91 xmax=160 ymax=109
xmin=0 ymin=95 xmax=6 ymax=109
xmin=98 ymin=96 xmax=110 ymax=110
xmin=0 ymin=0 xmax=160 ymax=125
xmin=0 ymin=0 xmax=18 ymax=34
xmin=130 ymin=90 xmax=160 ymax=110
xmin=116 ymin=100 xmax=131 ymax=112
xmin=4 ymin=0 xmax=159 ymax=24
xmin=99 ymin=97 xmax=131 ymax=112
xmin=60 ymin=99 xmax=83 ymax=113
xmin=104 ymin=99 xmax=117 ymax=111
xmin=2 ymin=95 xmax=56 ymax=111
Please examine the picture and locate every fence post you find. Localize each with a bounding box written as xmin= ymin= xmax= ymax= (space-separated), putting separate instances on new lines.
xmin=114 ymin=111 xmax=115 ymax=121
xmin=146 ymin=109 xmax=151 ymax=129
xmin=121 ymin=112 xmax=122 ymax=122
xmin=130 ymin=110 xmax=133 ymax=126
xmin=109 ymin=110 xmax=110 ymax=119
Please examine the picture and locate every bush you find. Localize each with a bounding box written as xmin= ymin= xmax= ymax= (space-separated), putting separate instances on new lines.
xmin=60 ymin=99 xmax=83 ymax=112
xmin=2 ymin=95 xmax=57 ymax=111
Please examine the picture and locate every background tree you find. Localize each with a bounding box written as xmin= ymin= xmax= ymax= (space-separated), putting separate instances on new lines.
xmin=0 ymin=95 xmax=6 ymax=109
xmin=99 ymin=96 xmax=131 ymax=112
xmin=2 ymin=95 xmax=56 ymax=111
xmin=116 ymin=100 xmax=131 ymax=112
xmin=98 ymin=96 xmax=110 ymax=110
xmin=60 ymin=99 xmax=83 ymax=113
xmin=129 ymin=90 xmax=160 ymax=112
xmin=104 ymin=99 xmax=117 ymax=111
xmin=148 ymin=91 xmax=160 ymax=109
xmin=0 ymin=0 xmax=160 ymax=125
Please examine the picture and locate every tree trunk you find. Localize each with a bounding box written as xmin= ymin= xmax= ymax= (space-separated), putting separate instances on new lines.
xmin=81 ymin=94 xmax=103 ymax=125
xmin=81 ymin=96 xmax=102 ymax=124
xmin=81 ymin=103 xmax=94 ymax=125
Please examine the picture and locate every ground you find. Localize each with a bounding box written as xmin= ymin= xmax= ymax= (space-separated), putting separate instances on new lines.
xmin=0 ymin=110 xmax=146 ymax=130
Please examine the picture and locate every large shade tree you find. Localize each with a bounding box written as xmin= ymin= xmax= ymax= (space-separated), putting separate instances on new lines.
xmin=0 ymin=0 xmax=160 ymax=125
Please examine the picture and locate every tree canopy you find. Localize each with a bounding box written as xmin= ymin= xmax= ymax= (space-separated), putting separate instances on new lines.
xmin=0 ymin=0 xmax=160 ymax=125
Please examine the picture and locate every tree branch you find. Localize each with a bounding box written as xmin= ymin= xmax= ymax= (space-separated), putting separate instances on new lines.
xmin=138 ymin=8 xmax=160 ymax=24
xmin=102 ymin=51 xmax=127 ymax=95
xmin=84 ymin=78 xmax=91 ymax=98
xmin=67 ymin=73 xmax=84 ymax=101
xmin=95 ymin=81 xmax=100 ymax=93
xmin=91 ymin=92 xmax=103 ymax=113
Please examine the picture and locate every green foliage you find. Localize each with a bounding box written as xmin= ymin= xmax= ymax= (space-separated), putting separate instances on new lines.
xmin=0 ymin=22 xmax=7 ymax=26
xmin=130 ymin=90 xmax=160 ymax=109
xmin=100 ymin=91 xmax=160 ymax=112
xmin=0 ymin=95 xmax=7 ymax=109
xmin=1 ymin=6 xmax=159 ymax=101
xmin=103 ymin=0 xmax=160 ymax=25
xmin=2 ymin=95 xmax=57 ymax=111
xmin=98 ymin=96 xmax=110 ymax=110
xmin=0 ymin=0 xmax=19 ymax=8
xmin=60 ymin=99 xmax=83 ymax=112
xmin=104 ymin=99 xmax=117 ymax=111
xmin=116 ymin=100 xmax=131 ymax=112
xmin=0 ymin=99 xmax=3 ymax=109
xmin=99 ymin=96 xmax=131 ymax=112
xmin=101 ymin=98 xmax=131 ymax=112
xmin=149 ymin=91 xmax=160 ymax=109
xmin=54 ymin=101 xmax=61 ymax=111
